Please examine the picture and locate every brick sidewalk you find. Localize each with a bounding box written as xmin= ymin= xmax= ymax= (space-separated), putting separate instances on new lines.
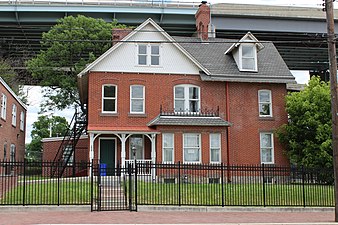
xmin=0 ymin=210 xmax=335 ymax=225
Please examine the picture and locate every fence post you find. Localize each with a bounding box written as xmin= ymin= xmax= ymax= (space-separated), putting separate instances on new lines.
xmin=23 ymin=159 xmax=26 ymax=206
xmin=134 ymin=159 xmax=137 ymax=212
xmin=57 ymin=161 xmax=60 ymax=206
xmin=178 ymin=161 xmax=181 ymax=206
xmin=221 ymin=163 xmax=224 ymax=207
xmin=98 ymin=163 xmax=101 ymax=211
xmin=302 ymin=165 xmax=306 ymax=207
xmin=90 ymin=161 xmax=93 ymax=212
xmin=128 ymin=163 xmax=132 ymax=211
xmin=262 ymin=163 xmax=266 ymax=207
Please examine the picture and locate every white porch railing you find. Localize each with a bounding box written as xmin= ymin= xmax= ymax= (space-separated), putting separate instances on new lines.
xmin=125 ymin=159 xmax=152 ymax=175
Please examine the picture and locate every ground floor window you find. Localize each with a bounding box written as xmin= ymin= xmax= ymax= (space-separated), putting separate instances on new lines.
xmin=260 ymin=132 xmax=274 ymax=164
xmin=183 ymin=133 xmax=201 ymax=163
xmin=210 ymin=133 xmax=221 ymax=163
xmin=162 ymin=133 xmax=174 ymax=163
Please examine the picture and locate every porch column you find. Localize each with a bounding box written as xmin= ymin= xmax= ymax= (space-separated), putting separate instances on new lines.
xmin=89 ymin=133 xmax=94 ymax=163
xmin=120 ymin=134 xmax=127 ymax=169
xmin=150 ymin=133 xmax=157 ymax=180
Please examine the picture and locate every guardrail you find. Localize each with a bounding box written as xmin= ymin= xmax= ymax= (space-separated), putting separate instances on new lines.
xmin=0 ymin=0 xmax=200 ymax=8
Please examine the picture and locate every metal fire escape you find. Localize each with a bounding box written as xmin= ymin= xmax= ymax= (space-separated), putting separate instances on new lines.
xmin=51 ymin=108 xmax=87 ymax=178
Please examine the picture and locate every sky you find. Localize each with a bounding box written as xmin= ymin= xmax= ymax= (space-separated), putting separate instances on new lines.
xmin=23 ymin=0 xmax=321 ymax=143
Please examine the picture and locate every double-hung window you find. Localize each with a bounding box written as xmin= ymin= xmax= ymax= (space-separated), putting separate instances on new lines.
xmin=240 ymin=44 xmax=257 ymax=71
xmin=138 ymin=44 xmax=160 ymax=66
xmin=20 ymin=111 xmax=25 ymax=131
xmin=260 ymin=132 xmax=274 ymax=164
xmin=130 ymin=85 xmax=145 ymax=114
xmin=12 ymin=104 xmax=16 ymax=127
xmin=258 ymin=90 xmax=272 ymax=117
xmin=183 ymin=133 xmax=201 ymax=163
xmin=102 ymin=85 xmax=117 ymax=113
xmin=174 ymin=85 xmax=200 ymax=113
xmin=210 ymin=133 xmax=221 ymax=163
xmin=162 ymin=133 xmax=174 ymax=163
xmin=1 ymin=94 xmax=7 ymax=120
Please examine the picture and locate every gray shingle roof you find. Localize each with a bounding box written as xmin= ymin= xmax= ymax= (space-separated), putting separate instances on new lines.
xmin=173 ymin=36 xmax=295 ymax=84
xmin=147 ymin=115 xmax=231 ymax=127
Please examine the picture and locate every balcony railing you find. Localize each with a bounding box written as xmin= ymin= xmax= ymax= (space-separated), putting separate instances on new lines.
xmin=160 ymin=105 xmax=220 ymax=117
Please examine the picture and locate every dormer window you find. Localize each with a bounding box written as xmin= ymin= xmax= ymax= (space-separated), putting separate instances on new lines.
xmin=137 ymin=44 xmax=160 ymax=66
xmin=241 ymin=44 xmax=257 ymax=71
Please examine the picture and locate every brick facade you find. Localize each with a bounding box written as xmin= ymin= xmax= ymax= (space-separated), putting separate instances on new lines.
xmin=0 ymin=78 xmax=26 ymax=163
xmin=86 ymin=72 xmax=289 ymax=165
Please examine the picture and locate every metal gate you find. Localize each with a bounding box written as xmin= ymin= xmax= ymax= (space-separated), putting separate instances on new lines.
xmin=91 ymin=163 xmax=137 ymax=211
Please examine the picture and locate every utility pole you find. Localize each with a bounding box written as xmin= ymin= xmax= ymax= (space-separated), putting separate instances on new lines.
xmin=325 ymin=0 xmax=338 ymax=221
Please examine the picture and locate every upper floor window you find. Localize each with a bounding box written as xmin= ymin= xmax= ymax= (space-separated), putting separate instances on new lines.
xmin=102 ymin=85 xmax=117 ymax=113
xmin=260 ymin=132 xmax=274 ymax=164
xmin=174 ymin=85 xmax=200 ymax=113
xmin=210 ymin=133 xmax=221 ymax=163
xmin=20 ymin=111 xmax=25 ymax=131
xmin=137 ymin=44 xmax=160 ymax=66
xmin=1 ymin=94 xmax=7 ymax=120
xmin=183 ymin=133 xmax=201 ymax=163
xmin=12 ymin=104 xmax=16 ymax=127
xmin=130 ymin=85 xmax=145 ymax=114
xmin=240 ymin=44 xmax=257 ymax=71
xmin=162 ymin=133 xmax=174 ymax=163
xmin=258 ymin=90 xmax=272 ymax=117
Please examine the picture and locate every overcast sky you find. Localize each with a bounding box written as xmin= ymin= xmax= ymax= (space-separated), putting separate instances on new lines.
xmin=24 ymin=0 xmax=321 ymax=143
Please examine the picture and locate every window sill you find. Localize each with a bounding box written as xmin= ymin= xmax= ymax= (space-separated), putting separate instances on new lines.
xmin=100 ymin=112 xmax=119 ymax=117
xmin=128 ymin=113 xmax=147 ymax=118
xmin=259 ymin=116 xmax=274 ymax=121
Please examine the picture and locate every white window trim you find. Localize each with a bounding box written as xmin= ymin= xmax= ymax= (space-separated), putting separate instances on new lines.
xmin=20 ymin=111 xmax=25 ymax=131
xmin=174 ymin=84 xmax=200 ymax=113
xmin=12 ymin=104 xmax=16 ymax=127
xmin=102 ymin=84 xmax=117 ymax=113
xmin=260 ymin=132 xmax=275 ymax=164
xmin=1 ymin=94 xmax=7 ymax=120
xmin=130 ymin=85 xmax=145 ymax=114
xmin=136 ymin=44 xmax=161 ymax=67
xmin=183 ymin=133 xmax=201 ymax=164
xmin=239 ymin=43 xmax=257 ymax=72
xmin=258 ymin=89 xmax=273 ymax=117
xmin=210 ymin=133 xmax=221 ymax=164
xmin=162 ymin=133 xmax=174 ymax=163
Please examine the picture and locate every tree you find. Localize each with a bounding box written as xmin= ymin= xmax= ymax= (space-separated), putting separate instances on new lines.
xmin=0 ymin=59 xmax=28 ymax=104
xmin=26 ymin=115 xmax=69 ymax=161
xmin=277 ymin=76 xmax=333 ymax=178
xmin=27 ymin=15 xmax=126 ymax=111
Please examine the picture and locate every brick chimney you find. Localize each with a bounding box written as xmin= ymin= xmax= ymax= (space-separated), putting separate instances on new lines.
xmin=195 ymin=1 xmax=210 ymax=41
xmin=112 ymin=28 xmax=133 ymax=45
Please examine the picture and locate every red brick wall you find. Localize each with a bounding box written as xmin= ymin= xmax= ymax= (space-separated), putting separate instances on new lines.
xmin=42 ymin=137 xmax=89 ymax=162
xmin=0 ymin=82 xmax=26 ymax=162
xmin=228 ymin=82 xmax=289 ymax=165
xmin=87 ymin=72 xmax=289 ymax=166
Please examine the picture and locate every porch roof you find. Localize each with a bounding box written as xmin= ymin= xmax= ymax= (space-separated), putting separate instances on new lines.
xmin=147 ymin=115 xmax=232 ymax=127
xmin=88 ymin=126 xmax=158 ymax=133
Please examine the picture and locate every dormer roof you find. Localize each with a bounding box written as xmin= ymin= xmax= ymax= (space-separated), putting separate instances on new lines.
xmin=224 ymin=32 xmax=264 ymax=55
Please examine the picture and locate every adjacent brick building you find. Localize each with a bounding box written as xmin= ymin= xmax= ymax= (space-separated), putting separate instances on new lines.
xmin=0 ymin=77 xmax=27 ymax=166
xmin=75 ymin=2 xmax=295 ymax=175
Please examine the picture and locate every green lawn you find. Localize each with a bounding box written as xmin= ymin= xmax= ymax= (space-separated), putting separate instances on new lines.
xmin=1 ymin=179 xmax=93 ymax=205
xmin=136 ymin=182 xmax=334 ymax=206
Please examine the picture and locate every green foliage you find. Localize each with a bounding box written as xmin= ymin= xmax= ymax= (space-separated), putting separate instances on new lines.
xmin=277 ymin=77 xmax=333 ymax=182
xmin=27 ymin=15 xmax=126 ymax=110
xmin=0 ymin=59 xmax=28 ymax=104
xmin=26 ymin=115 xmax=69 ymax=161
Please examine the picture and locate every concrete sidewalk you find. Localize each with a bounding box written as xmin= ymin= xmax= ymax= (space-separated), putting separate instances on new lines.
xmin=0 ymin=206 xmax=335 ymax=225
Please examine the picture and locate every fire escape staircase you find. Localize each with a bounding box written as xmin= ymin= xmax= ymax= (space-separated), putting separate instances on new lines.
xmin=50 ymin=109 xmax=87 ymax=178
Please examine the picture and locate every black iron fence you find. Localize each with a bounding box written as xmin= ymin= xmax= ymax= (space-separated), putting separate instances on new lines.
xmin=0 ymin=160 xmax=334 ymax=208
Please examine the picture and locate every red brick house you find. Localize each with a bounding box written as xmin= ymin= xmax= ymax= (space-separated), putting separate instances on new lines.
xmin=76 ymin=3 xmax=295 ymax=174
xmin=0 ymin=77 xmax=27 ymax=164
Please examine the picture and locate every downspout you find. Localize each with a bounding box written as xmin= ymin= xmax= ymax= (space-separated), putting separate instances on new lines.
xmin=226 ymin=82 xmax=231 ymax=182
